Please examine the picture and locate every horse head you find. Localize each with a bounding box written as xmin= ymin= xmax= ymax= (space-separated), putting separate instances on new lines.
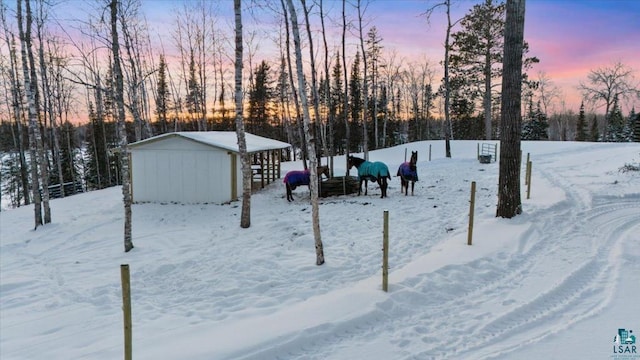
xmin=347 ymin=156 xmax=364 ymax=169
xmin=410 ymin=151 xmax=418 ymax=171
xmin=317 ymin=165 xmax=330 ymax=179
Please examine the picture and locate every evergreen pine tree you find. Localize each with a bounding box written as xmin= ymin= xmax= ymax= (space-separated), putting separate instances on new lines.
xmin=59 ymin=121 xmax=80 ymax=188
xmin=576 ymin=101 xmax=587 ymax=141
xmin=248 ymin=60 xmax=273 ymax=137
xmin=522 ymin=101 xmax=548 ymax=140
xmin=590 ymin=115 xmax=599 ymax=142
xmin=604 ymin=95 xmax=625 ymax=142
xmin=634 ymin=112 xmax=640 ymax=142
xmin=623 ymin=108 xmax=636 ymax=142
xmin=349 ymin=51 xmax=362 ymax=151
xmin=155 ymin=55 xmax=171 ymax=134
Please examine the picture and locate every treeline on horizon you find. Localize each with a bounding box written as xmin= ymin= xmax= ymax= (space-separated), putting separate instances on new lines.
xmin=1 ymin=0 xmax=639 ymax=210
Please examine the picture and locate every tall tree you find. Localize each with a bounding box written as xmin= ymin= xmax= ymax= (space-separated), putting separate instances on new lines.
xmin=280 ymin=0 xmax=306 ymax=167
xmin=331 ymin=52 xmax=344 ymax=154
xmin=425 ymin=0 xmax=462 ymax=158
xmin=449 ymin=0 xmax=504 ymax=140
xmin=521 ymin=100 xmax=548 ymax=140
xmin=18 ymin=0 xmax=50 ymax=228
xmin=247 ymin=60 xmax=273 ymax=136
xmin=155 ymin=54 xmax=170 ymax=134
xmin=356 ymin=0 xmax=369 ymax=159
xmin=341 ymin=0 xmax=350 ymax=170
xmin=301 ymin=0 xmax=325 ymax=164
xmin=633 ymin=112 xmax=640 ymax=142
xmin=1 ymin=3 xmax=31 ymax=206
xmin=349 ymin=51 xmax=363 ymax=152
xmin=603 ymin=95 xmax=626 ymax=142
xmin=590 ymin=114 xmax=599 ymax=142
xmin=575 ymin=101 xmax=587 ymax=141
xmin=285 ymin=0 xmax=325 ymax=266
xmin=496 ymin=0 xmax=525 ymax=218
xmin=366 ymin=26 xmax=383 ymax=148
xmin=234 ymin=0 xmax=252 ymax=229
xmin=110 ymin=0 xmax=134 ymax=252
xmin=319 ymin=0 xmax=335 ymax=171
xmin=579 ymin=61 xmax=640 ymax=138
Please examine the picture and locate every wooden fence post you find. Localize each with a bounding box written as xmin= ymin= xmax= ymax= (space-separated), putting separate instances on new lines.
xmin=467 ymin=181 xmax=476 ymax=246
xmin=121 ymin=264 xmax=132 ymax=360
xmin=525 ymin=153 xmax=529 ymax=182
xmin=527 ymin=161 xmax=532 ymax=199
xmin=382 ymin=210 xmax=389 ymax=292
xmin=429 ymin=144 xmax=432 ymax=161
xmin=477 ymin=143 xmax=480 ymax=160
xmin=404 ymin=148 xmax=407 ymax=162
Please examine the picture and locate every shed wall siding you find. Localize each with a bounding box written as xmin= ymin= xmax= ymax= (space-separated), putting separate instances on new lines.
xmin=132 ymin=148 xmax=231 ymax=204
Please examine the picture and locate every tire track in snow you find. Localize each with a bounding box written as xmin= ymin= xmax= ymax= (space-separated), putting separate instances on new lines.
xmin=229 ymin=162 xmax=639 ymax=360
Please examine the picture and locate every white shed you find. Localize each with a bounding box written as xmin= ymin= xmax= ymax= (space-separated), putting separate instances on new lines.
xmin=129 ymin=132 xmax=291 ymax=204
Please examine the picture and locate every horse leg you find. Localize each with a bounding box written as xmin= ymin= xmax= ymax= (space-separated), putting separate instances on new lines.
xmin=364 ymin=179 xmax=368 ymax=195
xmin=286 ymin=184 xmax=293 ymax=201
xmin=381 ymin=178 xmax=387 ymax=198
xmin=411 ymin=180 xmax=415 ymax=195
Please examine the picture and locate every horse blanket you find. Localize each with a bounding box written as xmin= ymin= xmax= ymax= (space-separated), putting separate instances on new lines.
xmin=398 ymin=162 xmax=419 ymax=182
xmin=356 ymin=161 xmax=390 ymax=182
xmin=283 ymin=170 xmax=310 ymax=190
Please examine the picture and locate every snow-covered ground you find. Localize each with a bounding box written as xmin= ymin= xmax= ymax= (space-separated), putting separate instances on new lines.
xmin=1 ymin=140 xmax=639 ymax=360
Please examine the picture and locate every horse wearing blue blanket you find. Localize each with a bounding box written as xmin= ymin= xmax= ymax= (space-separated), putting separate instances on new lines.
xmin=397 ymin=151 xmax=418 ymax=195
xmin=347 ymin=156 xmax=391 ymax=198
xmin=283 ymin=165 xmax=330 ymax=202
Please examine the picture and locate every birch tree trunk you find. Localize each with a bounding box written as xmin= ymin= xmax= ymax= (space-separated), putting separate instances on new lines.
xmin=301 ymin=0 xmax=324 ymax=164
xmin=356 ymin=0 xmax=369 ymax=159
xmin=17 ymin=0 xmax=43 ymax=228
xmin=342 ymin=0 xmax=350 ymax=173
xmin=24 ymin=0 xmax=50 ymax=223
xmin=285 ymin=0 xmax=325 ymax=266
xmin=280 ymin=0 xmax=306 ymax=168
xmin=111 ymin=0 xmax=134 ymax=251
xmin=1 ymin=7 xmax=31 ymax=205
xmin=319 ymin=0 xmax=334 ymax=174
xmin=234 ymin=0 xmax=252 ymax=229
xmin=496 ymin=0 xmax=525 ymax=218
xmin=35 ymin=1 xmax=65 ymax=197
xmin=443 ymin=0 xmax=453 ymax=157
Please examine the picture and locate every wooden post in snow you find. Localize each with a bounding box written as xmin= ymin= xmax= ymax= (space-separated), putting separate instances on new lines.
xmin=527 ymin=161 xmax=532 ymax=199
xmin=525 ymin=152 xmax=530 ymax=185
xmin=467 ymin=181 xmax=476 ymax=246
xmin=382 ymin=210 xmax=389 ymax=292
xmin=120 ymin=264 xmax=132 ymax=360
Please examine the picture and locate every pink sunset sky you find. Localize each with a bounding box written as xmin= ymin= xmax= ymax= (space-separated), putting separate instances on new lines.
xmin=139 ymin=0 xmax=640 ymax=114
xmin=47 ymin=0 xmax=640 ymax=116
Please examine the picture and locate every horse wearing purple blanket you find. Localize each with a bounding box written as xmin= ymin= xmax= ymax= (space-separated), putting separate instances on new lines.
xmin=283 ymin=165 xmax=330 ymax=202
xmin=397 ymin=151 xmax=418 ymax=195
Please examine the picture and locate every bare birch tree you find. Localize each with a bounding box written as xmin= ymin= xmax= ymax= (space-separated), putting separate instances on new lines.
xmin=1 ymin=3 xmax=31 ymax=206
xmin=425 ymin=0 xmax=462 ymax=158
xmin=579 ymin=61 xmax=639 ymax=138
xmin=300 ymin=0 xmax=324 ymax=164
xmin=356 ymin=0 xmax=369 ymax=159
xmin=234 ymin=0 xmax=252 ymax=229
xmin=110 ymin=0 xmax=134 ymax=251
xmin=17 ymin=0 xmax=50 ymax=228
xmin=285 ymin=0 xmax=325 ymax=266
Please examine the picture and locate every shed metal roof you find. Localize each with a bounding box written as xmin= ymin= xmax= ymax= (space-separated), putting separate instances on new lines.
xmin=129 ymin=131 xmax=291 ymax=153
